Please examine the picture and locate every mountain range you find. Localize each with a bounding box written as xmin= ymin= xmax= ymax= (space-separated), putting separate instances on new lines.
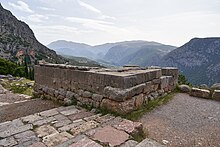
xmin=48 ymin=40 xmax=176 ymax=66
xmin=161 ymin=37 xmax=220 ymax=86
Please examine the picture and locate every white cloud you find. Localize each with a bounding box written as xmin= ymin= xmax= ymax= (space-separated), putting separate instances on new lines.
xmin=38 ymin=6 xmax=55 ymax=11
xmin=77 ymin=0 xmax=101 ymax=14
xmin=8 ymin=1 xmax=34 ymax=13
xmin=66 ymin=16 xmax=113 ymax=25
xmin=28 ymin=14 xmax=48 ymax=23
xmin=77 ymin=0 xmax=115 ymax=20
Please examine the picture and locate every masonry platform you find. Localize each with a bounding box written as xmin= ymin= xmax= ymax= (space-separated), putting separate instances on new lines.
xmin=34 ymin=64 xmax=178 ymax=114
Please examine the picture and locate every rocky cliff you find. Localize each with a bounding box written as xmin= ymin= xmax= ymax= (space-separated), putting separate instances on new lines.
xmin=0 ymin=3 xmax=66 ymax=64
xmin=161 ymin=37 xmax=220 ymax=85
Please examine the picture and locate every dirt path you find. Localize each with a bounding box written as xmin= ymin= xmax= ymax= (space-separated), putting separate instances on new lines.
xmin=140 ymin=93 xmax=220 ymax=147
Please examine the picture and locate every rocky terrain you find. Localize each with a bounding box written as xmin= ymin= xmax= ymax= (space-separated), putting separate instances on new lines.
xmin=161 ymin=37 xmax=220 ymax=86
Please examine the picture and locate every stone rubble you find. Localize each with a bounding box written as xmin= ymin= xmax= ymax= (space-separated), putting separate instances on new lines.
xmin=0 ymin=105 xmax=164 ymax=147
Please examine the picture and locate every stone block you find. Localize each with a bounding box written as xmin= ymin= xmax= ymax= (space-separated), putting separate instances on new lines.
xmin=33 ymin=117 xmax=56 ymax=126
xmin=0 ymin=137 xmax=17 ymax=147
xmin=120 ymin=140 xmax=138 ymax=147
xmin=42 ymin=132 xmax=73 ymax=147
xmin=29 ymin=142 xmax=47 ymax=147
xmin=92 ymin=94 xmax=103 ymax=102
xmin=92 ymin=125 xmax=129 ymax=146
xmin=212 ymin=90 xmax=220 ymax=100
xmin=39 ymin=108 xmax=59 ymax=117
xmin=113 ymin=119 xmax=143 ymax=135
xmin=190 ymin=88 xmax=210 ymax=99
xmin=14 ymin=130 xmax=39 ymax=143
xmin=100 ymin=98 xmax=135 ymax=114
xmin=68 ymin=111 xmax=94 ymax=121
xmin=68 ymin=136 xmax=102 ymax=147
xmin=144 ymin=81 xmax=152 ymax=94
xmin=82 ymin=91 xmax=92 ymax=98
xmin=70 ymin=120 xmax=99 ymax=136
xmin=58 ymin=119 xmax=85 ymax=132
xmin=35 ymin=125 xmax=58 ymax=138
xmin=134 ymin=94 xmax=144 ymax=108
xmin=21 ymin=114 xmax=43 ymax=123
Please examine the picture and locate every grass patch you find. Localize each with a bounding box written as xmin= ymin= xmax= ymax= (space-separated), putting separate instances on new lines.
xmin=124 ymin=92 xmax=176 ymax=121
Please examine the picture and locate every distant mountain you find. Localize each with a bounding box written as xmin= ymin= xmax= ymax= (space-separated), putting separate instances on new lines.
xmin=47 ymin=40 xmax=95 ymax=59
xmin=0 ymin=3 xmax=66 ymax=64
xmin=48 ymin=40 xmax=176 ymax=66
xmin=104 ymin=41 xmax=176 ymax=66
xmin=161 ymin=37 xmax=220 ymax=85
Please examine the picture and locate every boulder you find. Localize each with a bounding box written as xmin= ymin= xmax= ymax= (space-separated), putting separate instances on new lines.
xmin=199 ymin=84 xmax=209 ymax=89
xmin=190 ymin=88 xmax=210 ymax=99
xmin=211 ymin=83 xmax=220 ymax=90
xmin=178 ymin=84 xmax=191 ymax=93
xmin=212 ymin=90 xmax=220 ymax=101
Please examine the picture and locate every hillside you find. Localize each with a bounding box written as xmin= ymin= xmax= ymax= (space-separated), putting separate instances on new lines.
xmin=48 ymin=40 xmax=176 ymax=66
xmin=0 ymin=3 xmax=67 ymax=64
xmin=161 ymin=37 xmax=220 ymax=85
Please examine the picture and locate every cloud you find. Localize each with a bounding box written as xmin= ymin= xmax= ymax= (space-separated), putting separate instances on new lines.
xmin=77 ymin=0 xmax=116 ymax=20
xmin=28 ymin=14 xmax=48 ymax=23
xmin=38 ymin=6 xmax=55 ymax=11
xmin=8 ymin=1 xmax=34 ymax=13
xmin=66 ymin=16 xmax=113 ymax=25
xmin=77 ymin=0 xmax=101 ymax=14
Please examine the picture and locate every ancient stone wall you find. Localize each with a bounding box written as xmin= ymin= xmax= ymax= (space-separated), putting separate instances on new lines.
xmin=34 ymin=64 xmax=178 ymax=114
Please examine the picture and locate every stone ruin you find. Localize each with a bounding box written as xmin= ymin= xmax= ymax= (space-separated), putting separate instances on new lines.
xmin=33 ymin=64 xmax=178 ymax=114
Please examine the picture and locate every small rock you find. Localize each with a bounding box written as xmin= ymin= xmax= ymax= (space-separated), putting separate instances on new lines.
xmin=199 ymin=84 xmax=209 ymax=89
xmin=162 ymin=139 xmax=169 ymax=145
xmin=178 ymin=84 xmax=191 ymax=93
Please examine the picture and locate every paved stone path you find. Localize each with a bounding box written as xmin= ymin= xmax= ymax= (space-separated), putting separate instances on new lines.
xmin=140 ymin=93 xmax=220 ymax=147
xmin=0 ymin=105 xmax=164 ymax=147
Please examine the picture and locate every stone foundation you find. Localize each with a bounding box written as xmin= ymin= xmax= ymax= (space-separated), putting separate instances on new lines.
xmin=34 ymin=64 xmax=178 ymax=114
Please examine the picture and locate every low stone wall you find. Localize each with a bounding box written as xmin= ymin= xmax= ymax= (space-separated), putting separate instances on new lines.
xmin=34 ymin=64 xmax=178 ymax=114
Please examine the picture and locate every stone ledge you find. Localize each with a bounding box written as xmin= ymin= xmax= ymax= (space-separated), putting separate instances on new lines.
xmin=190 ymin=88 xmax=210 ymax=99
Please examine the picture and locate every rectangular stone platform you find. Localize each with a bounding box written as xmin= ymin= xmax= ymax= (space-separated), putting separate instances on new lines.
xmin=34 ymin=64 xmax=178 ymax=114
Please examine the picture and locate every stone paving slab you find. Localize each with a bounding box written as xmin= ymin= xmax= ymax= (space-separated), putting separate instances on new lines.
xmin=0 ymin=105 xmax=163 ymax=147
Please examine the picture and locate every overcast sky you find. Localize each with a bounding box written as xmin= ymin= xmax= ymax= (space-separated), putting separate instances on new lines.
xmin=1 ymin=0 xmax=220 ymax=46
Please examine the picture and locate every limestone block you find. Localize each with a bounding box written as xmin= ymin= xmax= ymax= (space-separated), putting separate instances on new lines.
xmin=134 ymin=94 xmax=144 ymax=108
xmin=144 ymin=81 xmax=152 ymax=94
xmin=82 ymin=91 xmax=92 ymax=98
xmin=212 ymin=90 xmax=220 ymax=100
xmin=92 ymin=94 xmax=103 ymax=102
xmin=190 ymin=88 xmax=210 ymax=99
xmin=136 ymin=138 xmax=165 ymax=147
xmin=100 ymin=98 xmax=135 ymax=114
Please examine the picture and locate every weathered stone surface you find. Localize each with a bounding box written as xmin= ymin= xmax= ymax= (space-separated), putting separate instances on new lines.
xmin=93 ymin=125 xmax=129 ymax=146
xmin=42 ymin=132 xmax=73 ymax=147
xmin=211 ymin=83 xmax=220 ymax=90
xmin=92 ymin=94 xmax=103 ymax=102
xmin=120 ymin=140 xmax=138 ymax=147
xmin=21 ymin=114 xmax=43 ymax=123
xmin=28 ymin=142 xmax=47 ymax=147
xmin=0 ymin=124 xmax=33 ymax=138
xmin=100 ymin=98 xmax=135 ymax=114
xmin=104 ymin=86 xmax=128 ymax=102
xmin=113 ymin=119 xmax=142 ymax=135
xmin=134 ymin=94 xmax=144 ymax=108
xmin=136 ymin=138 xmax=165 ymax=147
xmin=83 ymin=114 xmax=102 ymax=122
xmin=68 ymin=136 xmax=102 ymax=147
xmin=212 ymin=90 xmax=220 ymax=100
xmin=70 ymin=120 xmax=99 ymax=136
xmin=35 ymin=125 xmax=58 ymax=138
xmin=66 ymin=91 xmax=75 ymax=99
xmin=60 ymin=108 xmax=80 ymax=116
xmin=199 ymin=84 xmax=209 ymax=89
xmin=68 ymin=111 xmax=94 ymax=121
xmin=0 ymin=136 xmax=17 ymax=146
xmin=144 ymin=81 xmax=152 ymax=94
xmin=33 ymin=117 xmax=56 ymax=126
xmin=95 ymin=114 xmax=115 ymax=124
xmin=178 ymin=84 xmax=191 ymax=93
xmin=190 ymin=88 xmax=210 ymax=99
xmin=14 ymin=130 xmax=39 ymax=143
xmin=58 ymin=119 xmax=85 ymax=132
xmin=39 ymin=108 xmax=58 ymax=117
xmin=160 ymin=76 xmax=172 ymax=90
xmin=83 ymin=91 xmax=92 ymax=98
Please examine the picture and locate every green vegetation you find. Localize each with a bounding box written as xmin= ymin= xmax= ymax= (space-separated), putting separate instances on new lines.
xmin=178 ymin=74 xmax=191 ymax=86
xmin=0 ymin=78 xmax=34 ymax=96
xmin=125 ymin=92 xmax=176 ymax=121
xmin=0 ymin=58 xmax=25 ymax=77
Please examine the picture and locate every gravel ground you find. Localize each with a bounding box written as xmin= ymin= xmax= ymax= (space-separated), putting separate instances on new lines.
xmin=0 ymin=99 xmax=60 ymax=123
xmin=140 ymin=93 xmax=220 ymax=147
